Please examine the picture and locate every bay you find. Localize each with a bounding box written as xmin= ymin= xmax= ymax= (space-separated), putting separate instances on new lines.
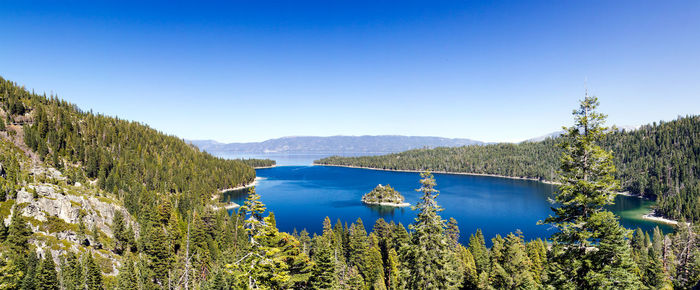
xmin=225 ymin=165 xmax=673 ymax=245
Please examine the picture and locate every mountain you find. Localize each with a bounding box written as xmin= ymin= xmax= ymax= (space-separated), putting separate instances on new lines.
xmin=188 ymin=135 xmax=484 ymax=155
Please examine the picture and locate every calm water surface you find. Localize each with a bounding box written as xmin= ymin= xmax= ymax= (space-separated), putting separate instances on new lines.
xmin=224 ymin=165 xmax=673 ymax=245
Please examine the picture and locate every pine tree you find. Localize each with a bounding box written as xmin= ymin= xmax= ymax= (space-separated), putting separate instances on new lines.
xmin=525 ymin=239 xmax=547 ymax=284
xmin=456 ymin=245 xmax=478 ymax=289
xmin=0 ymin=253 xmax=22 ymax=290
xmin=230 ymin=214 xmax=313 ymax=289
xmin=347 ymin=218 xmax=368 ymax=271
xmin=543 ymin=95 xmax=641 ymax=288
xmin=584 ymin=211 xmax=643 ymax=289
xmin=239 ymin=186 xmax=266 ymax=237
xmin=446 ymin=217 xmax=460 ymax=247
xmin=310 ymin=218 xmax=338 ymax=289
xmin=112 ymin=210 xmax=127 ymax=254
xmin=6 ymin=209 xmax=32 ymax=253
xmin=61 ymin=252 xmax=83 ymax=290
xmin=143 ymin=222 xmax=173 ymax=285
xmin=502 ymin=231 xmax=537 ymax=289
xmin=468 ymin=229 xmax=489 ymax=275
xmin=401 ymin=171 xmax=462 ymax=289
xmin=20 ymin=251 xmax=38 ymax=290
xmin=85 ymin=252 xmax=103 ymax=290
xmin=345 ymin=266 xmax=365 ymax=290
xmin=310 ymin=233 xmax=337 ymax=289
xmin=365 ymin=241 xmax=386 ymax=289
xmin=386 ymin=248 xmax=401 ymax=290
xmin=36 ymin=254 xmax=59 ymax=290
xmin=116 ymin=255 xmax=138 ymax=290
xmin=644 ymin=248 xmax=668 ymax=289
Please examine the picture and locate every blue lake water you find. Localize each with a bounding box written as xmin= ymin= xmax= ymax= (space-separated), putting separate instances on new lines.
xmin=224 ymin=165 xmax=673 ymax=245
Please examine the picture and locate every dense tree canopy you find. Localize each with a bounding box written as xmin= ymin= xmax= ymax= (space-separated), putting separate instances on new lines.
xmin=0 ymin=77 xmax=698 ymax=289
xmin=317 ymin=115 xmax=700 ymax=222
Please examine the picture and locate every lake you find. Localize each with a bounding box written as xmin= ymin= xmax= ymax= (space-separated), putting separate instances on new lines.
xmin=224 ymin=165 xmax=673 ymax=245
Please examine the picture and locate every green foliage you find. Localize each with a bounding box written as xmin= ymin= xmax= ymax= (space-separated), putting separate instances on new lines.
xmin=317 ymin=115 xmax=700 ymax=222
xmin=401 ymin=172 xmax=463 ymax=289
xmin=361 ymin=184 xmax=405 ymax=205
xmin=36 ymin=255 xmax=59 ymax=290
xmin=544 ymin=96 xmax=642 ymax=289
xmin=5 ymin=209 xmax=32 ymax=254
xmin=61 ymin=252 xmax=83 ymax=290
xmin=1 ymin=76 xmax=257 ymax=218
xmin=85 ymin=252 xmax=103 ymax=290
xmin=0 ymin=252 xmax=23 ymax=290
xmin=116 ymin=255 xmax=138 ymax=290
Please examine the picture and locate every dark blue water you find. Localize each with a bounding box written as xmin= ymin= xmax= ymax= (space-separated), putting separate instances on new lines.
xmin=224 ymin=165 xmax=673 ymax=245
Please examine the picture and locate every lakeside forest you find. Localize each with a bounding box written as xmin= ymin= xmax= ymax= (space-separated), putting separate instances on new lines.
xmin=317 ymin=115 xmax=700 ymax=223
xmin=0 ymin=76 xmax=697 ymax=289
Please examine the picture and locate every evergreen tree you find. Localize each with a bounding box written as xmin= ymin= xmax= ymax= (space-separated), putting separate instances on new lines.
xmin=36 ymin=255 xmax=59 ymax=290
xmin=365 ymin=241 xmax=386 ymax=289
xmin=6 ymin=209 xmax=32 ymax=253
xmin=386 ymin=248 xmax=401 ymax=290
xmin=348 ymin=218 xmax=368 ymax=271
xmin=401 ymin=172 xmax=462 ymax=289
xmin=61 ymin=252 xmax=83 ymax=290
xmin=468 ymin=229 xmax=489 ymax=275
xmin=20 ymin=251 xmax=38 ymax=290
xmin=310 ymin=228 xmax=337 ymax=289
xmin=116 ymin=255 xmax=138 ymax=290
xmin=543 ymin=95 xmax=641 ymax=289
xmin=0 ymin=253 xmax=22 ymax=290
xmin=525 ymin=239 xmax=547 ymax=284
xmin=585 ymin=211 xmax=643 ymax=289
xmin=502 ymin=231 xmax=537 ymax=289
xmin=112 ymin=210 xmax=127 ymax=254
xmin=85 ymin=252 xmax=103 ymax=290
xmin=345 ymin=266 xmax=365 ymax=290
xmin=456 ymin=245 xmax=478 ymax=289
xmin=446 ymin=217 xmax=460 ymax=247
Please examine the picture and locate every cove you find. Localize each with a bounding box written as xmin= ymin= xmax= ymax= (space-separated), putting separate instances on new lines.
xmin=224 ymin=165 xmax=673 ymax=245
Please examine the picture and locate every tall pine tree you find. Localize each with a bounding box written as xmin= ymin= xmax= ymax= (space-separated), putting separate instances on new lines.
xmin=401 ymin=172 xmax=462 ymax=289
xmin=543 ymin=95 xmax=641 ymax=288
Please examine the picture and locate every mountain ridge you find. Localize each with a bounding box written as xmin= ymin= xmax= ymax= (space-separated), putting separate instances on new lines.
xmin=188 ymin=135 xmax=484 ymax=154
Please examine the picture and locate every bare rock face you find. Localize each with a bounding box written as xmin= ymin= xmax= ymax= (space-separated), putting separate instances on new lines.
xmin=9 ymin=184 xmax=134 ymax=238
xmin=3 ymin=183 xmax=134 ymax=276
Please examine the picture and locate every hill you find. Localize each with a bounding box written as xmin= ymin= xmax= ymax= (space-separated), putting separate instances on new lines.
xmin=189 ymin=135 xmax=484 ymax=155
xmin=317 ymin=116 xmax=700 ymax=222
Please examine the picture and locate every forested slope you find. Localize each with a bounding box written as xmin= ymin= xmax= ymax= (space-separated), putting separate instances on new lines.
xmin=317 ymin=116 xmax=700 ymax=222
xmin=0 ymin=76 xmax=272 ymax=215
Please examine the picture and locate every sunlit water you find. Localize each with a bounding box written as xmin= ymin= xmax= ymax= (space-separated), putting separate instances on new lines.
xmin=224 ymin=165 xmax=673 ymax=245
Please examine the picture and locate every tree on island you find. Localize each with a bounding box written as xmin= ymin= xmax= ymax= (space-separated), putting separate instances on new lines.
xmin=362 ymin=184 xmax=407 ymax=206
xmin=542 ymin=95 xmax=642 ymax=289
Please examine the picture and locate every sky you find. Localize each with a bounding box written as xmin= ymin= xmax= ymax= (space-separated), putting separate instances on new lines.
xmin=1 ymin=1 xmax=699 ymax=143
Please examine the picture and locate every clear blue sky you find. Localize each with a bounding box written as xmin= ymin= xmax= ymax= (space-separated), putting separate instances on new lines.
xmin=1 ymin=1 xmax=698 ymax=143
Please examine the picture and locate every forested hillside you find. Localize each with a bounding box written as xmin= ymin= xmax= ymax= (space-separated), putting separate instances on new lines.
xmin=317 ymin=116 xmax=700 ymax=222
xmin=0 ymin=76 xmax=275 ymax=216
xmin=0 ymin=77 xmax=697 ymax=289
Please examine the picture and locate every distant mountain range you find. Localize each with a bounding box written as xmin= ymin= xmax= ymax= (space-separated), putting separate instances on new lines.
xmin=188 ymin=135 xmax=484 ymax=155
xmin=190 ymin=126 xmax=642 ymax=155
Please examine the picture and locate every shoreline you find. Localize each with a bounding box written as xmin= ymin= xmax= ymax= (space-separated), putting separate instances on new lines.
xmin=218 ymin=177 xmax=263 ymax=193
xmin=314 ymin=163 xmax=559 ymax=185
xmin=362 ymin=201 xmax=412 ymax=207
xmin=254 ymin=165 xmax=277 ymax=169
xmin=314 ymin=163 xmax=681 ymax=225
xmin=641 ymin=210 xmax=681 ymax=225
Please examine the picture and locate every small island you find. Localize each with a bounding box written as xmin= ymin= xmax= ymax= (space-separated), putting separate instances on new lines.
xmin=362 ymin=184 xmax=410 ymax=207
